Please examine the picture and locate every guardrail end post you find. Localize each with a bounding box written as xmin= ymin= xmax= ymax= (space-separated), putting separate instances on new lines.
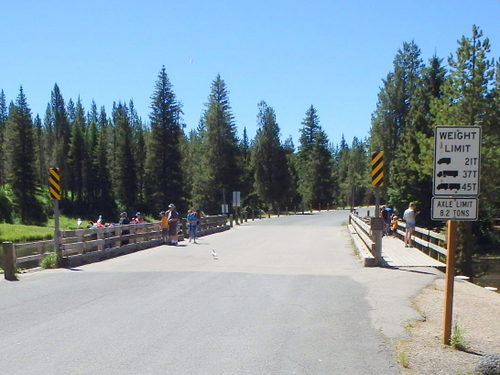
xmin=370 ymin=218 xmax=384 ymax=262
xmin=3 ymin=242 xmax=18 ymax=281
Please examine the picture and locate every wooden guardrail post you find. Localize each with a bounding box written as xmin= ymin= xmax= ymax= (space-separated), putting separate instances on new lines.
xmin=97 ymin=228 xmax=104 ymax=250
xmin=370 ymin=217 xmax=384 ymax=262
xmin=3 ymin=242 xmax=17 ymax=281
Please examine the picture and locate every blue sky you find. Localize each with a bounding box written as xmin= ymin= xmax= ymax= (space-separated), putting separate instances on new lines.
xmin=1 ymin=0 xmax=498 ymax=147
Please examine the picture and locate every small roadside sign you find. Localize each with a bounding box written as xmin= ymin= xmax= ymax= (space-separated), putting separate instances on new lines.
xmin=431 ymin=197 xmax=478 ymax=221
xmin=232 ymin=191 xmax=241 ymax=207
xmin=433 ymin=126 xmax=481 ymax=196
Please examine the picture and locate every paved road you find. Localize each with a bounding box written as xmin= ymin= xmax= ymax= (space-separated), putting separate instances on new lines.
xmin=0 ymin=210 xmax=440 ymax=374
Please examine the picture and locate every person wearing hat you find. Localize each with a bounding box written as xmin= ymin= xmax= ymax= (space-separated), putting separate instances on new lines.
xmin=133 ymin=212 xmax=144 ymax=224
xmin=167 ymin=204 xmax=179 ymax=245
xmin=119 ymin=212 xmax=130 ymax=225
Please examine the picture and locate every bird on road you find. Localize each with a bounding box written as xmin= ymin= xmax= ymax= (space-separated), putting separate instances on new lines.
xmin=211 ymin=249 xmax=218 ymax=260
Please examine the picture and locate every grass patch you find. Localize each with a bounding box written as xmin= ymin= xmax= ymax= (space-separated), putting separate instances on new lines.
xmin=40 ymin=253 xmax=59 ymax=269
xmin=450 ymin=322 xmax=469 ymax=351
xmin=0 ymin=216 xmax=85 ymax=243
xmin=397 ymin=352 xmax=410 ymax=368
xmin=0 ymin=223 xmax=53 ymax=243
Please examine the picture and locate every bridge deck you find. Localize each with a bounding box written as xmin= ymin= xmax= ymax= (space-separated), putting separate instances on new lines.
xmin=381 ymin=235 xmax=445 ymax=268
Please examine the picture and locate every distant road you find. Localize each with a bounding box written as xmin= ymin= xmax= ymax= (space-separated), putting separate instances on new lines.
xmin=0 ymin=210 xmax=439 ymax=374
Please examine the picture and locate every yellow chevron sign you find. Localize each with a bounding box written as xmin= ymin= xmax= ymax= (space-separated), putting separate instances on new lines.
xmin=371 ymin=151 xmax=384 ymax=186
xmin=49 ymin=168 xmax=61 ymax=200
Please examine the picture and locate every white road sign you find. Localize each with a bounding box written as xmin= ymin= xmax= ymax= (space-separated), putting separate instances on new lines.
xmin=432 ymin=197 xmax=478 ymax=221
xmin=232 ymin=191 xmax=241 ymax=207
xmin=433 ymin=126 xmax=481 ymax=196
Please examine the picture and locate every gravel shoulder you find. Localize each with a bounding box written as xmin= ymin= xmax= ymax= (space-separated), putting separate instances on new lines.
xmin=396 ymin=278 xmax=500 ymax=375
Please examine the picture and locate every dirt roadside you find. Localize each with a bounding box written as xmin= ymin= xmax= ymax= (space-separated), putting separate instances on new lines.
xmin=395 ymin=278 xmax=500 ymax=375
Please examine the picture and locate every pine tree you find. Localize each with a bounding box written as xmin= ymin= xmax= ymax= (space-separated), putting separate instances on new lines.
xmin=0 ymin=90 xmax=8 ymax=186
xmin=48 ymin=84 xmax=71 ymax=195
xmin=252 ymin=101 xmax=291 ymax=210
xmin=297 ymin=105 xmax=334 ymax=209
xmin=67 ymin=98 xmax=86 ymax=203
xmin=144 ymin=66 xmax=184 ymax=212
xmin=112 ymin=102 xmax=136 ymax=210
xmin=84 ymin=101 xmax=100 ymax=208
xmin=283 ymin=136 xmax=301 ymax=211
xmin=94 ymin=106 xmax=115 ymax=218
xmin=342 ymin=137 xmax=369 ymax=209
xmin=370 ymin=41 xmax=423 ymax=195
xmin=129 ymin=100 xmax=146 ymax=207
xmin=5 ymin=87 xmax=46 ymax=224
xmin=33 ymin=114 xmax=45 ymax=185
xmin=334 ymin=135 xmax=351 ymax=207
xmin=389 ymin=56 xmax=446 ymax=219
xmin=193 ymin=74 xmax=241 ymax=213
xmin=238 ymin=127 xmax=256 ymax=209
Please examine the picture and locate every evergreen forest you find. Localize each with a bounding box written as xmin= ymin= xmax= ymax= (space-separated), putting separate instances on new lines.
xmin=0 ymin=26 xmax=498 ymax=272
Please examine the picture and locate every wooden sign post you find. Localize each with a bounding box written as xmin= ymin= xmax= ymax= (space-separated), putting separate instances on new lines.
xmin=432 ymin=126 xmax=481 ymax=345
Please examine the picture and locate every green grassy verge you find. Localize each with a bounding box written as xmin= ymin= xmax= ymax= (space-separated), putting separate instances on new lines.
xmin=0 ymin=216 xmax=84 ymax=243
xmin=0 ymin=223 xmax=53 ymax=243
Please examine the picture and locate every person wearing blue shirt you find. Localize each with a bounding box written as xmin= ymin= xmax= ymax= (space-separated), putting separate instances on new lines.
xmin=187 ymin=209 xmax=200 ymax=243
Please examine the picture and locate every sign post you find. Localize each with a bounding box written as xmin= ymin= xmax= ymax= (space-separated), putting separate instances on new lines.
xmin=49 ymin=168 xmax=62 ymax=265
xmin=232 ymin=191 xmax=241 ymax=225
xmin=443 ymin=220 xmax=457 ymax=344
xmin=371 ymin=151 xmax=384 ymax=218
xmin=370 ymin=152 xmax=384 ymax=262
xmin=432 ymin=126 xmax=481 ymax=345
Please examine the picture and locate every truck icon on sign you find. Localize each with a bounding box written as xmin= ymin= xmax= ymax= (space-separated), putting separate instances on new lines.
xmin=437 ymin=170 xmax=459 ymax=177
xmin=436 ymin=183 xmax=461 ymax=191
xmin=437 ymin=157 xmax=451 ymax=165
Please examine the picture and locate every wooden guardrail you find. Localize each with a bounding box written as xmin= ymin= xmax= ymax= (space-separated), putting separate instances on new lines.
xmin=393 ymin=221 xmax=447 ymax=262
xmin=349 ymin=212 xmax=447 ymax=263
xmin=349 ymin=214 xmax=374 ymax=253
xmin=2 ymin=215 xmax=228 ymax=276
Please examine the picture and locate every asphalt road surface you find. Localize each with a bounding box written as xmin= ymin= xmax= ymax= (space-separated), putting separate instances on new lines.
xmin=0 ymin=210 xmax=440 ymax=374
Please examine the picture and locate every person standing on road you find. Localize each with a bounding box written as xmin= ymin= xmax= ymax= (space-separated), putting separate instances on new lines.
xmin=160 ymin=211 xmax=169 ymax=244
xmin=167 ymin=204 xmax=179 ymax=245
xmin=403 ymin=202 xmax=419 ymax=247
xmin=381 ymin=205 xmax=392 ymax=236
xmin=187 ymin=209 xmax=200 ymax=243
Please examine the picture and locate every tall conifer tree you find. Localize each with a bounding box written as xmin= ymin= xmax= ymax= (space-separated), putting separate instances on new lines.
xmin=193 ymin=75 xmax=241 ymax=213
xmin=67 ymin=98 xmax=86 ymax=202
xmin=144 ymin=66 xmax=184 ymax=212
xmin=0 ymin=90 xmax=7 ymax=186
xmin=5 ymin=87 xmax=45 ymax=224
xmin=48 ymin=84 xmax=70 ymax=195
xmin=112 ymin=103 xmax=136 ymax=210
xmin=370 ymin=41 xmax=423 ymax=195
xmin=297 ymin=105 xmax=334 ymax=209
xmin=252 ymin=101 xmax=291 ymax=210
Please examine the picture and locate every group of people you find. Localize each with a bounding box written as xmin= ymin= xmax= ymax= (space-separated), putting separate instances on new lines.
xmin=380 ymin=202 xmax=419 ymax=247
xmin=118 ymin=212 xmax=145 ymax=225
xmin=159 ymin=204 xmax=200 ymax=246
xmin=86 ymin=212 xmax=145 ymax=228
xmin=160 ymin=204 xmax=179 ymax=245
xmin=83 ymin=204 xmax=203 ymax=246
